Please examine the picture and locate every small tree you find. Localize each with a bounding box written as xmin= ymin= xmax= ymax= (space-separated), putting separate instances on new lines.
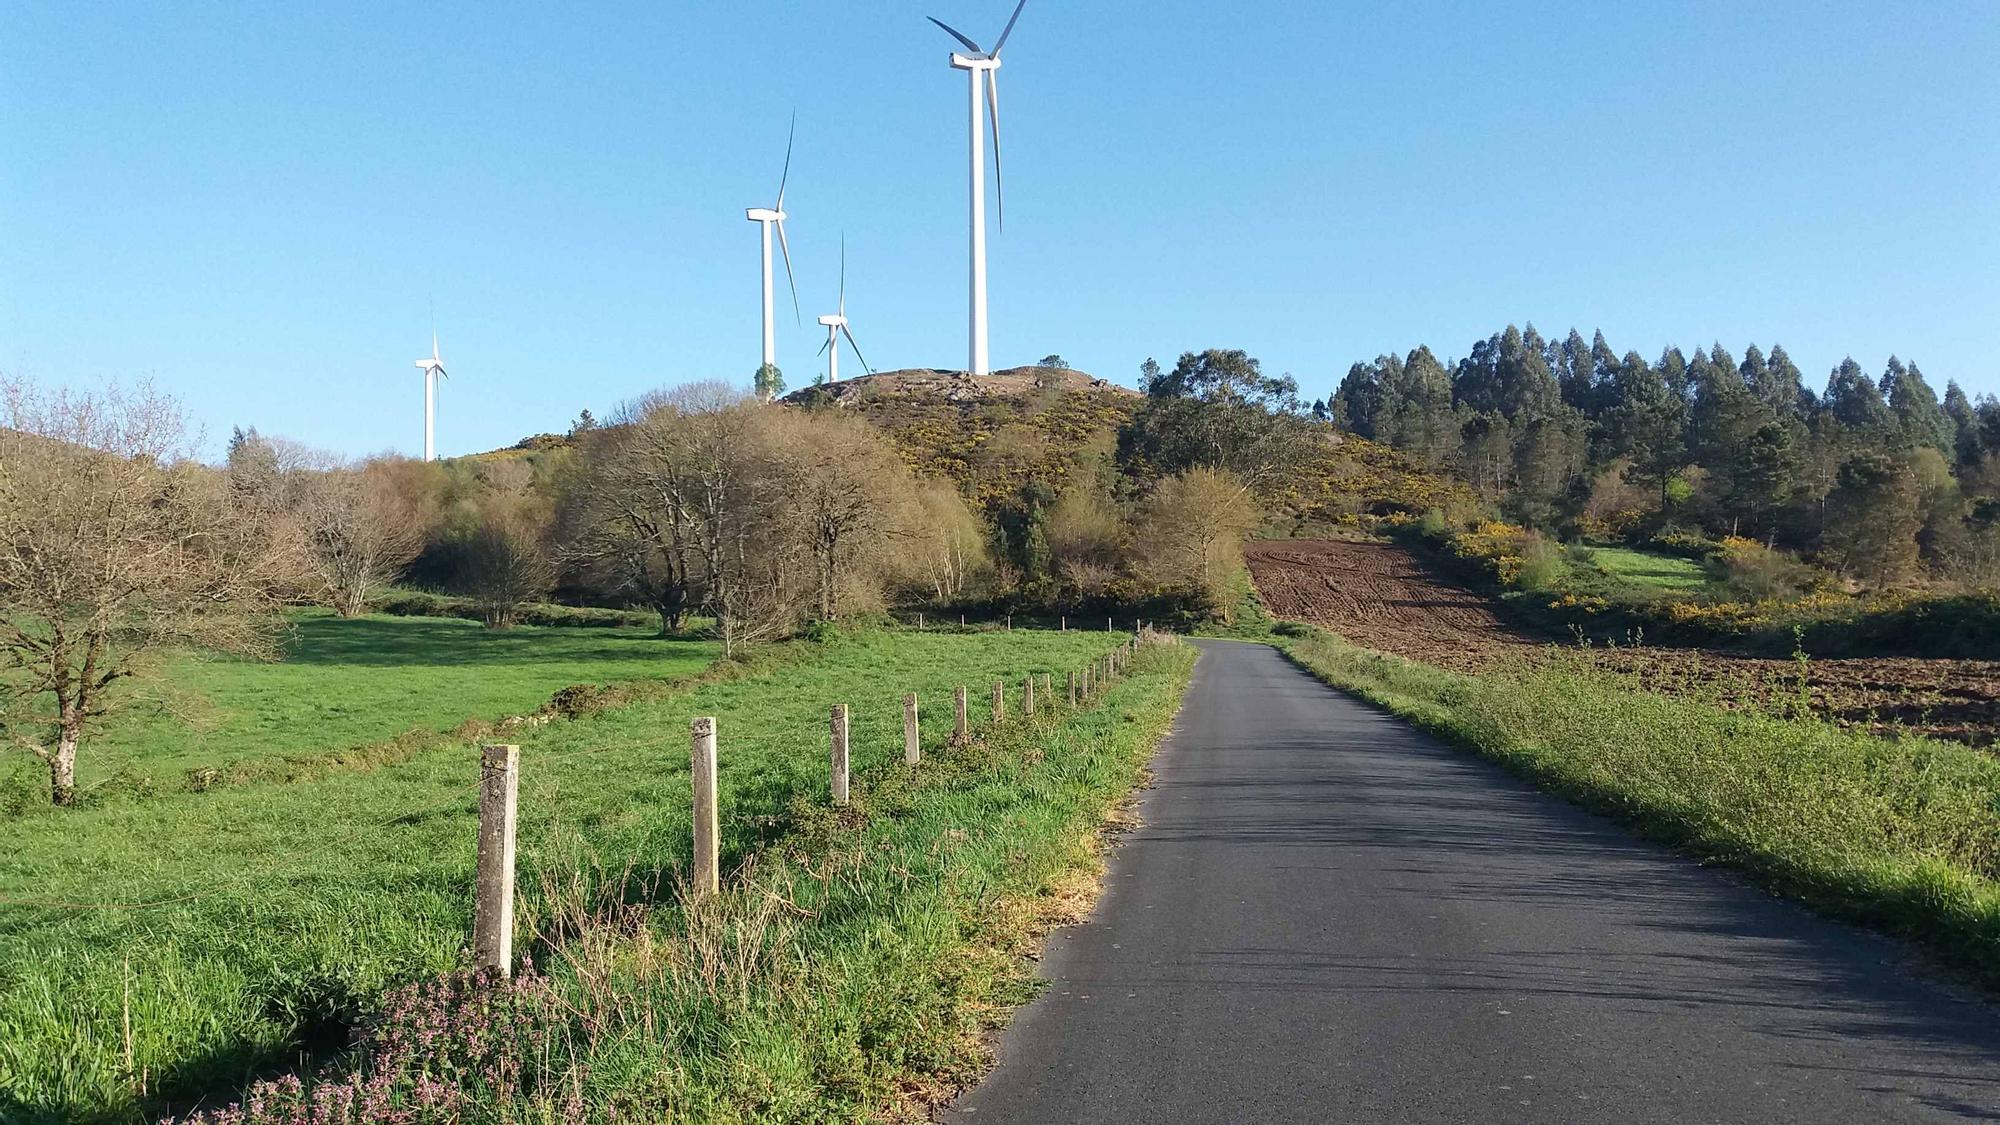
xmin=298 ymin=461 xmax=429 ymax=617
xmin=1038 ymin=354 xmax=1070 ymax=370
xmin=754 ymin=363 xmax=786 ymax=401
xmin=1822 ymin=452 xmax=1922 ymax=585
xmin=1131 ymin=467 xmax=1260 ymax=615
xmin=463 ymin=512 xmax=554 ymax=628
xmin=1 ymin=378 xmax=291 ymax=804
xmin=906 ymin=481 xmax=991 ymax=603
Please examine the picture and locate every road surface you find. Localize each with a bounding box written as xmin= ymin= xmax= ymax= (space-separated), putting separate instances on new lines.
xmin=945 ymin=640 xmax=2000 ymax=1123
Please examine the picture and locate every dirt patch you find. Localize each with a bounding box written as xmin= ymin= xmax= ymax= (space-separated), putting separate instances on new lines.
xmin=1245 ymin=538 xmax=2000 ymax=747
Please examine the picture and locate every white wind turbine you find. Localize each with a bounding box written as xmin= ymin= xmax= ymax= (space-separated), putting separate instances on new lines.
xmin=816 ymin=236 xmax=872 ymax=384
xmin=412 ymin=333 xmax=447 ymax=462
xmin=928 ymin=0 xmax=1027 ymax=377
xmin=746 ymin=115 xmax=802 ymax=376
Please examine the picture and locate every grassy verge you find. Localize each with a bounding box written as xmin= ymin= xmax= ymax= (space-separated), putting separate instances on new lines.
xmin=0 ymin=628 xmax=1182 ymax=1123
xmin=1270 ymin=623 xmax=2000 ymax=988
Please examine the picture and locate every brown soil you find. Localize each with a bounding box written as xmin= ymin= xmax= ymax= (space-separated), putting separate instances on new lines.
xmin=1245 ymin=538 xmax=2000 ymax=747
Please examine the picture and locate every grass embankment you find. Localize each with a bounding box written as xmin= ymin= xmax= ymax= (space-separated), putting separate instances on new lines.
xmin=0 ymin=627 xmax=1186 ymax=1123
xmin=1581 ymin=545 xmax=1710 ymax=593
xmin=0 ymin=613 xmax=717 ymax=811
xmin=1272 ymin=623 xmax=2000 ymax=987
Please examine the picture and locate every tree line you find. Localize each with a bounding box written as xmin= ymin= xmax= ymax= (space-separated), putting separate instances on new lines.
xmin=2 ymin=370 xmax=1279 ymax=805
xmin=1325 ymin=325 xmax=2000 ymax=584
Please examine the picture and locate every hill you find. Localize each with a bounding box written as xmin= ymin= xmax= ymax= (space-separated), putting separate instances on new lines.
xmin=784 ymin=365 xmax=1142 ymax=508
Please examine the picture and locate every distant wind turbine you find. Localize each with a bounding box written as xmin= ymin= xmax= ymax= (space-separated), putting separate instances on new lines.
xmin=816 ymin=236 xmax=872 ymax=384
xmin=412 ymin=333 xmax=447 ymax=462
xmin=928 ymin=0 xmax=1026 ymax=377
xmin=746 ymin=114 xmax=802 ymax=375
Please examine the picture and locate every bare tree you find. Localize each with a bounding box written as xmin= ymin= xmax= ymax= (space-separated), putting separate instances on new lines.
xmin=761 ymin=410 xmax=919 ymax=620
xmin=1044 ymin=484 xmax=1126 ymax=597
xmin=906 ymin=481 xmax=991 ymax=603
xmin=0 ymin=378 xmax=292 ymax=804
xmin=463 ymin=510 xmax=555 ymax=628
xmin=556 ymin=415 xmax=703 ymax=634
xmin=295 ymin=460 xmax=430 ymax=617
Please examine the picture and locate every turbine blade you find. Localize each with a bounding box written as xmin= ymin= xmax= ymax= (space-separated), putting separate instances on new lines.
xmin=927 ymin=15 xmax=983 ymax=54
xmin=992 ymin=0 xmax=1027 ymax=55
xmin=776 ymin=110 xmax=795 ymax=208
xmin=985 ymin=70 xmax=1005 ymax=230
xmin=843 ymin=325 xmax=872 ymax=375
xmin=838 ymin=232 xmax=846 ymax=313
xmin=776 ymin=217 xmax=801 ymax=324
xmin=817 ymin=333 xmax=832 ymax=357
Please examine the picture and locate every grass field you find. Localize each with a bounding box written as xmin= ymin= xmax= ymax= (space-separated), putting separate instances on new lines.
xmin=1582 ymin=545 xmax=1711 ymax=594
xmin=0 ymin=626 xmax=1157 ymax=1123
xmin=0 ymin=613 xmax=718 ymax=811
xmin=1270 ymin=622 xmax=2000 ymax=991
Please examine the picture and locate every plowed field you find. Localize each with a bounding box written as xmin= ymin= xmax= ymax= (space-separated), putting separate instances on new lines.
xmin=1246 ymin=538 xmax=2000 ymax=747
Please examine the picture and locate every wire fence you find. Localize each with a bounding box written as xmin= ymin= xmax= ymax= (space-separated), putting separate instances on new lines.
xmin=0 ymin=627 xmax=1168 ymax=953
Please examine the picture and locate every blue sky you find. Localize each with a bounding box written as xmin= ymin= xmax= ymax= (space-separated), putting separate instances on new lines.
xmin=4 ymin=2 xmax=1996 ymax=460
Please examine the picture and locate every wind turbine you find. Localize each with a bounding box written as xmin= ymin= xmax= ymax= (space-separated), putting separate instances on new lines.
xmin=928 ymin=0 xmax=1026 ymax=377
xmin=412 ymin=333 xmax=447 ymax=462
xmin=746 ymin=115 xmax=801 ymax=376
xmin=816 ymin=236 xmax=872 ymax=384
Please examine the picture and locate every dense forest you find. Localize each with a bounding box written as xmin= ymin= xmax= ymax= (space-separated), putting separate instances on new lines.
xmin=1323 ymin=325 xmax=2000 ymax=585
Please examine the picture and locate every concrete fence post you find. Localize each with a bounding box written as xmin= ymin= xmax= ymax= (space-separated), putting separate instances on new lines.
xmin=690 ymin=719 xmax=719 ymax=899
xmin=830 ymin=704 xmax=850 ymax=806
xmin=474 ymin=744 xmax=520 ymax=977
xmin=960 ymin=613 xmax=967 ymax=627
xmin=954 ymin=685 xmax=969 ymax=740
xmin=1023 ymin=675 xmax=1035 ymax=716
xmin=917 ymin=612 xmax=924 ymax=630
xmin=1060 ymin=615 xmax=1067 ymax=632
xmin=1107 ymin=617 xmax=1113 ymax=632
xmin=903 ymin=692 xmax=921 ymax=766
xmin=992 ymin=679 xmax=1005 ymax=722
xmin=1006 ymin=614 xmax=1012 ymax=632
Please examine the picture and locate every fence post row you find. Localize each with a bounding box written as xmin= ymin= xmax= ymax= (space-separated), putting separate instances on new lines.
xmin=690 ymin=719 xmax=719 ymax=899
xmin=830 ymin=704 xmax=850 ymax=806
xmin=474 ymin=744 xmax=520 ymax=978
xmin=954 ymin=685 xmax=969 ymax=740
xmin=904 ymin=692 xmax=921 ymax=765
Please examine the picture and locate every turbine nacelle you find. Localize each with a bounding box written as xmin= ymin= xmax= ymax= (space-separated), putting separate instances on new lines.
xmin=949 ymin=53 xmax=1000 ymax=70
xmin=816 ymin=314 xmax=847 ymax=329
xmin=745 ymin=207 xmax=786 ymax=223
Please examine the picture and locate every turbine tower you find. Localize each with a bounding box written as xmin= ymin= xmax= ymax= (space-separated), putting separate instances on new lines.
xmin=928 ymin=0 xmax=1026 ymax=377
xmin=816 ymin=236 xmax=872 ymax=384
xmin=412 ymin=333 xmax=447 ymax=462
xmin=746 ymin=115 xmax=801 ymax=374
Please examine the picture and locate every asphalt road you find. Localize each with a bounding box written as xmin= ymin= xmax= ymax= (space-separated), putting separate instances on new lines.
xmin=944 ymin=640 xmax=2000 ymax=1124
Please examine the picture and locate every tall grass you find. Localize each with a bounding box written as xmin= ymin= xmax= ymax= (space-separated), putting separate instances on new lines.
xmin=0 ymin=628 xmax=1164 ymax=1122
xmin=1274 ymin=624 xmax=2000 ymax=987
